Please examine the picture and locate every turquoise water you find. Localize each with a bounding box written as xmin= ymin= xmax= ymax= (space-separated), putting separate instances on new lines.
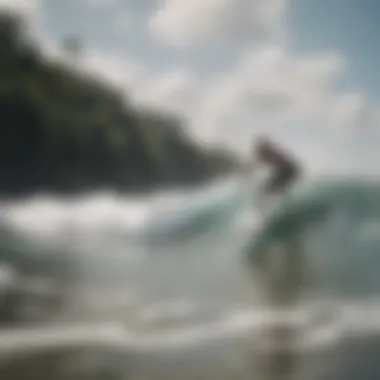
xmin=2 ymin=175 xmax=380 ymax=315
xmin=247 ymin=177 xmax=380 ymax=297
xmin=1 ymin=175 xmax=380 ymax=378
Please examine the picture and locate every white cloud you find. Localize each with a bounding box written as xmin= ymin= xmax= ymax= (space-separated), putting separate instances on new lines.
xmin=327 ymin=92 xmax=369 ymax=128
xmin=0 ymin=0 xmax=37 ymax=13
xmin=0 ymin=0 xmax=40 ymax=23
xmin=79 ymin=49 xmax=147 ymax=93
xmin=226 ymin=46 xmax=344 ymax=117
xmin=149 ymin=0 xmax=286 ymax=46
xmin=132 ymin=69 xmax=200 ymax=117
xmin=188 ymin=44 xmax=375 ymax=148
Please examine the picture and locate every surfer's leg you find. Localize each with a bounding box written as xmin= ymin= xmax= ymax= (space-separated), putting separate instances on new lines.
xmin=265 ymin=170 xmax=290 ymax=194
xmin=263 ymin=236 xmax=304 ymax=308
xmin=282 ymin=237 xmax=304 ymax=306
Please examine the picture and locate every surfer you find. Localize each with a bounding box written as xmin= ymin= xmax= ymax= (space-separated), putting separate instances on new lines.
xmin=248 ymin=136 xmax=301 ymax=196
xmin=246 ymin=136 xmax=303 ymax=307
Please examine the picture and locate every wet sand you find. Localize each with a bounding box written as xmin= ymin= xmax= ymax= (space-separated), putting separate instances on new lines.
xmin=0 ymin=330 xmax=379 ymax=380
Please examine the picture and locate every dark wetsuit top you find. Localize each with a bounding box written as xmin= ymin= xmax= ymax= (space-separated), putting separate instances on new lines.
xmin=256 ymin=145 xmax=300 ymax=194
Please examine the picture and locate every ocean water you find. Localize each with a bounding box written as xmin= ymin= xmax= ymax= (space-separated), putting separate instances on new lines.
xmin=1 ymin=174 xmax=380 ymax=379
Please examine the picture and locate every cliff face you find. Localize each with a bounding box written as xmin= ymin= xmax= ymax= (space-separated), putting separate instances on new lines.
xmin=0 ymin=12 xmax=237 ymax=198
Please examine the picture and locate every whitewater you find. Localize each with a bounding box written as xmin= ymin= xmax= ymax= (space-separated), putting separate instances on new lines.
xmin=1 ymin=174 xmax=380 ymax=378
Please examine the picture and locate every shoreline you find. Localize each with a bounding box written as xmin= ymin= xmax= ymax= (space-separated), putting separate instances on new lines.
xmin=0 ymin=324 xmax=379 ymax=379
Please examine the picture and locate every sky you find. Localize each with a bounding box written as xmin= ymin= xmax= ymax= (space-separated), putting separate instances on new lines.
xmin=2 ymin=0 xmax=380 ymax=176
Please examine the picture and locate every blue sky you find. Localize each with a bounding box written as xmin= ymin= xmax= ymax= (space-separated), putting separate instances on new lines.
xmin=4 ymin=0 xmax=380 ymax=175
xmin=290 ymin=0 xmax=380 ymax=98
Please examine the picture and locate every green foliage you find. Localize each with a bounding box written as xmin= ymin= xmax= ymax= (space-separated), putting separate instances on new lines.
xmin=0 ymin=12 xmax=237 ymax=198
